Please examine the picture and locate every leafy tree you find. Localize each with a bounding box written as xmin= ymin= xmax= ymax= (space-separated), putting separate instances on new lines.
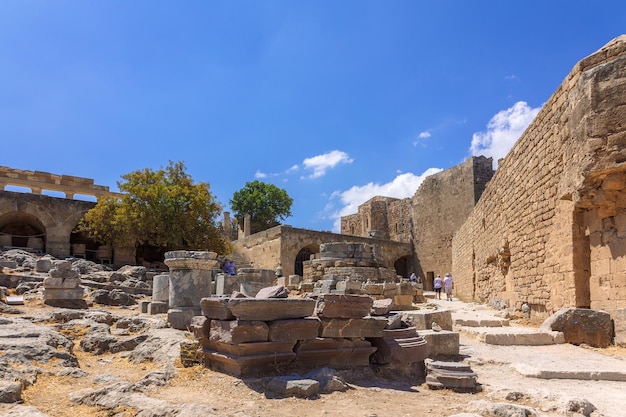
xmin=230 ymin=180 xmax=293 ymax=234
xmin=80 ymin=161 xmax=229 ymax=256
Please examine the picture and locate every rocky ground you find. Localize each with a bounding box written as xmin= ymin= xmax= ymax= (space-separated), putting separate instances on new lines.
xmin=0 ymin=250 xmax=625 ymax=417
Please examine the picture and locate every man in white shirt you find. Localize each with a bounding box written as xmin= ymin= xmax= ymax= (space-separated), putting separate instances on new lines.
xmin=443 ymin=273 xmax=454 ymax=301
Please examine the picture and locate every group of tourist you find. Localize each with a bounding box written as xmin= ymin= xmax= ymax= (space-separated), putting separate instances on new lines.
xmin=433 ymin=273 xmax=454 ymax=301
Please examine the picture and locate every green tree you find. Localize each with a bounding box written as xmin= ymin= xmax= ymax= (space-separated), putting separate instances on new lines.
xmin=80 ymin=161 xmax=229 ymax=256
xmin=230 ymin=180 xmax=293 ymax=234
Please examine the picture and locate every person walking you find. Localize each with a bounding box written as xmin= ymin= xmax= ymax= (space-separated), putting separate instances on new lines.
xmin=443 ymin=273 xmax=454 ymax=301
xmin=433 ymin=275 xmax=443 ymax=300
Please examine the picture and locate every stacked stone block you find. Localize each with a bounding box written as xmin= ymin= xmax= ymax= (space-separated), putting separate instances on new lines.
xmin=43 ymin=260 xmax=86 ymax=308
xmin=195 ymin=294 xmax=420 ymax=377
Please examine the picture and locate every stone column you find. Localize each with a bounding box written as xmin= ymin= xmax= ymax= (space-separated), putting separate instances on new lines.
xmin=244 ymin=214 xmax=251 ymax=237
xmin=148 ymin=273 xmax=170 ymax=315
xmin=164 ymin=250 xmax=218 ymax=330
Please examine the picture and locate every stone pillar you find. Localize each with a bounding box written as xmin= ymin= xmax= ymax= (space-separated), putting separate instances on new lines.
xmin=223 ymin=211 xmax=232 ymax=239
xmin=164 ymin=250 xmax=217 ymax=330
xmin=244 ymin=214 xmax=251 ymax=237
xmin=148 ymin=273 xmax=170 ymax=315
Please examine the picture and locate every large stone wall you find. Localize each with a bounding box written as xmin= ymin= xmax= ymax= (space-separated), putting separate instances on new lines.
xmin=341 ymin=196 xmax=412 ymax=242
xmin=412 ymin=156 xmax=493 ymax=287
xmin=452 ymin=36 xmax=626 ymax=319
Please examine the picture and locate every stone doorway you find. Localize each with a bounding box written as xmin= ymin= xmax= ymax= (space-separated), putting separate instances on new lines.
xmin=0 ymin=211 xmax=46 ymax=253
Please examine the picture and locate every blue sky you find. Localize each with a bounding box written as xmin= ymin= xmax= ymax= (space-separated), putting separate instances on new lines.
xmin=1 ymin=1 xmax=625 ymax=233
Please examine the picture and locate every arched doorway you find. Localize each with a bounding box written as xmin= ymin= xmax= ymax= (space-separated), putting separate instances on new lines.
xmin=393 ymin=255 xmax=411 ymax=278
xmin=294 ymin=244 xmax=319 ymax=277
xmin=0 ymin=211 xmax=46 ymax=253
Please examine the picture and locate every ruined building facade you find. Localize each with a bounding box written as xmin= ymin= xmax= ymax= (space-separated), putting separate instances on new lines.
xmin=452 ymin=36 xmax=626 ymax=319
xmin=341 ymin=156 xmax=494 ymax=288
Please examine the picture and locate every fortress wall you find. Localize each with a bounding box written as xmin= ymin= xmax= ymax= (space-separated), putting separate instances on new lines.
xmin=412 ymin=156 xmax=493 ymax=284
xmin=452 ymin=36 xmax=626 ymax=316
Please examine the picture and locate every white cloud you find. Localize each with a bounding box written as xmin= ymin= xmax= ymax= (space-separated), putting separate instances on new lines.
xmin=470 ymin=101 xmax=541 ymax=165
xmin=254 ymin=170 xmax=267 ymax=179
xmin=328 ymin=168 xmax=443 ymax=232
xmin=413 ymin=130 xmax=431 ymax=147
xmin=302 ymin=150 xmax=353 ymax=179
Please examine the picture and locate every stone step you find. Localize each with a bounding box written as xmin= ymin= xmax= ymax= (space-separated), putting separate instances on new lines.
xmin=454 ymin=317 xmax=509 ymax=328
xmin=458 ymin=326 xmax=565 ymax=345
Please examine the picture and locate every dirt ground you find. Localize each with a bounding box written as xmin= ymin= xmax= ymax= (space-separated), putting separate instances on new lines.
xmin=2 ymin=296 xmax=625 ymax=417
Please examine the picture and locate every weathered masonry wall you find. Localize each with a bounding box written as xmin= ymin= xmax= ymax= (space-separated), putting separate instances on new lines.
xmin=452 ymin=36 xmax=626 ymax=319
xmin=233 ymin=225 xmax=412 ymax=278
xmin=412 ymin=157 xmax=493 ymax=287
xmin=341 ymin=196 xmax=412 ymax=243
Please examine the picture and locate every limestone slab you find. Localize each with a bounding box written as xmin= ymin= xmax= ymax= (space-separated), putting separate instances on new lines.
xmin=419 ymin=329 xmax=460 ymax=357
xmin=200 ymin=297 xmax=235 ymax=320
xmin=268 ymin=318 xmax=321 ymax=342
xmin=203 ymin=350 xmax=296 ymax=377
xmin=318 ymin=317 xmax=387 ymax=338
xmin=315 ymin=294 xmax=374 ymax=318
xmin=401 ymin=309 xmax=453 ymax=331
xmin=294 ymin=337 xmax=376 ymax=369
xmin=228 ymin=298 xmax=316 ymax=321
xmin=209 ymin=320 xmax=269 ymax=344
xmin=204 ymin=340 xmax=296 ymax=357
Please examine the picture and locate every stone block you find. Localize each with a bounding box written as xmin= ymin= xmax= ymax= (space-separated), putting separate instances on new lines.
xmin=319 ymin=317 xmax=387 ymax=338
xmin=152 ymin=274 xmax=169 ymax=302
xmin=419 ymin=329 xmax=460 ymax=357
xmin=540 ymin=307 xmax=613 ymax=347
xmin=294 ymin=337 xmax=376 ymax=369
xmin=402 ymin=309 xmax=453 ymax=331
xmin=204 ymin=340 xmax=296 ymax=357
xmin=371 ymin=298 xmax=393 ymax=316
xmin=215 ymin=273 xmax=238 ymax=297
xmin=43 ymin=277 xmax=81 ymax=289
xmin=368 ymin=327 xmax=428 ymax=365
xmin=266 ymin=376 xmax=319 ymax=398
xmin=392 ymin=294 xmax=414 ymax=310
xmin=167 ymin=307 xmax=200 ymax=330
xmin=189 ymin=315 xmax=210 ymax=340
xmin=200 ymin=297 xmax=235 ymax=320
xmin=268 ymin=317 xmax=321 ymax=342
xmin=203 ymin=350 xmax=296 ymax=377
xmin=315 ymin=294 xmax=374 ymax=318
xmin=255 ymin=285 xmax=288 ymax=299
xmin=362 ymin=283 xmax=383 ymax=295
xmin=237 ymin=268 xmax=276 ymax=297
xmin=139 ymin=300 xmax=150 ymax=314
xmin=0 ymin=260 xmax=18 ymax=269
xmin=288 ymin=275 xmax=301 ymax=286
xmin=148 ymin=301 xmax=168 ymax=315
xmin=209 ymin=320 xmax=269 ymax=344
xmin=228 ymin=298 xmax=316 ymax=321
xmin=35 ymin=258 xmax=52 ymax=273
xmin=43 ymin=287 xmax=84 ymax=300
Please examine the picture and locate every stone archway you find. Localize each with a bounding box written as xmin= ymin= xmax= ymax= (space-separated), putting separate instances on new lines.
xmin=0 ymin=211 xmax=46 ymax=252
xmin=294 ymin=244 xmax=319 ymax=277
xmin=393 ymin=255 xmax=411 ymax=278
